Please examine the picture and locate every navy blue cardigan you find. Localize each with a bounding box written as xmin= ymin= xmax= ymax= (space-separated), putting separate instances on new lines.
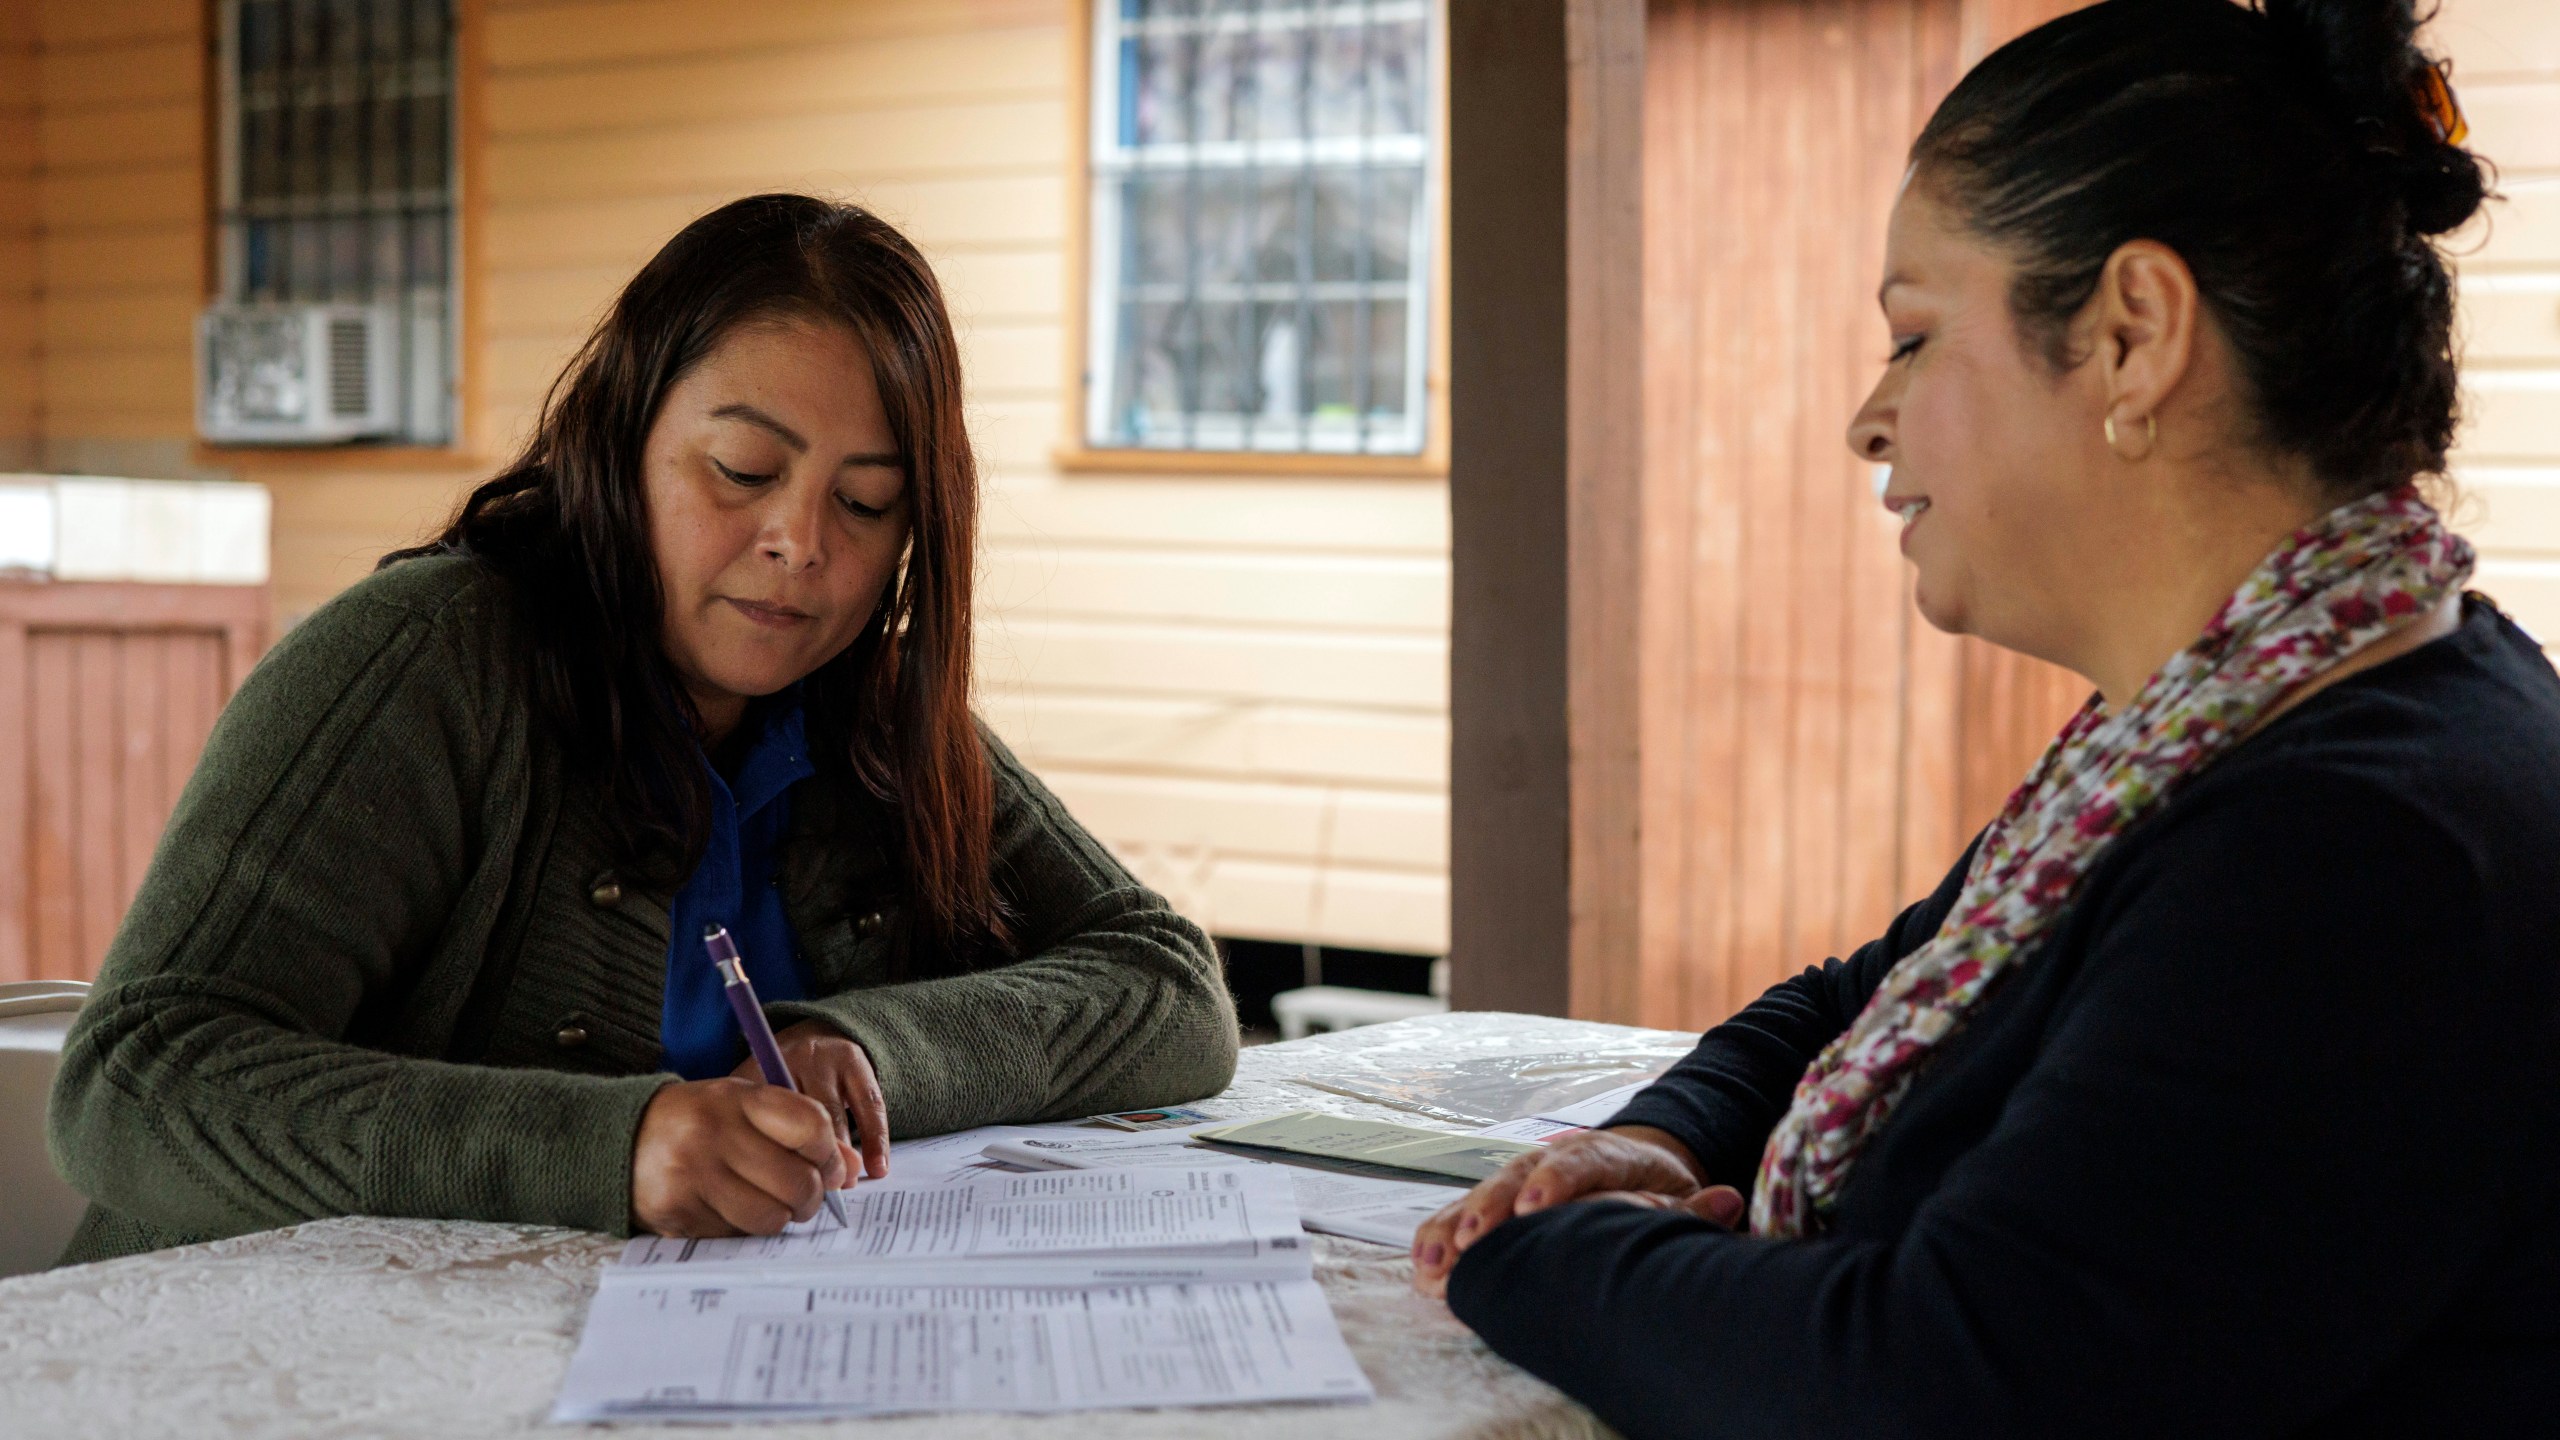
xmin=1449 ymin=600 xmax=2560 ymax=1438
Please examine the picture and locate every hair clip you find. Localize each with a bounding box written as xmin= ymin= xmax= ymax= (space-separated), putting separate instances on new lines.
xmin=2414 ymin=60 xmax=2468 ymax=147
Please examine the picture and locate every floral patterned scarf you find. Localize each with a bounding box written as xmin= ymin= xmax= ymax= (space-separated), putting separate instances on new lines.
xmin=1750 ymin=484 xmax=2475 ymax=1239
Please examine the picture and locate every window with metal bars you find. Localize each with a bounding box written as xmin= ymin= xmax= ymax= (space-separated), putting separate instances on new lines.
xmin=1085 ymin=1 xmax=1436 ymax=456
xmin=213 ymin=0 xmax=457 ymax=444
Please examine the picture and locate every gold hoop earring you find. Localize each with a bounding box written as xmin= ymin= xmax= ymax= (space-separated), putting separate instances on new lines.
xmin=2104 ymin=412 xmax=2157 ymax=461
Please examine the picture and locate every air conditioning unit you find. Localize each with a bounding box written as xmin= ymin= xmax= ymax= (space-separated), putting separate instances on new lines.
xmin=197 ymin=302 xmax=400 ymax=444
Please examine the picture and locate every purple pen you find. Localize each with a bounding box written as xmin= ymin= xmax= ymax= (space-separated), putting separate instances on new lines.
xmin=703 ymin=923 xmax=851 ymax=1226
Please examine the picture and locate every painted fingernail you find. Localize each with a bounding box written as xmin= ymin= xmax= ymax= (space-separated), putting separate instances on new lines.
xmin=1521 ymin=1189 xmax=1545 ymax=1207
xmin=1421 ymin=1242 xmax=1444 ymax=1267
xmin=1457 ymin=1213 xmax=1478 ymax=1236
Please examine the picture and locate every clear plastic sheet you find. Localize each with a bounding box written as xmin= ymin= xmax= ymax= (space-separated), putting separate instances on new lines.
xmin=1237 ymin=1011 xmax=1702 ymax=1129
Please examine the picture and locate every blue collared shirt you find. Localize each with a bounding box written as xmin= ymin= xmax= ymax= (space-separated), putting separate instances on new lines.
xmin=660 ymin=697 xmax=819 ymax=1080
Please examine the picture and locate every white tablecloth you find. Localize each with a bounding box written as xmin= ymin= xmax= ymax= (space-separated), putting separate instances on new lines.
xmin=0 ymin=1012 xmax=1695 ymax=1439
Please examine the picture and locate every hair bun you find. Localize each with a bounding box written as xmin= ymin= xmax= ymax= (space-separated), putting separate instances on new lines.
xmin=2261 ymin=0 xmax=2490 ymax=236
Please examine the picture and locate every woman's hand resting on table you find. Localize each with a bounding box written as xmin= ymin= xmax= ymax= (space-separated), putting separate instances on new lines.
xmin=1408 ymin=1125 xmax=1746 ymax=1298
xmin=630 ymin=1022 xmax=893 ymax=1236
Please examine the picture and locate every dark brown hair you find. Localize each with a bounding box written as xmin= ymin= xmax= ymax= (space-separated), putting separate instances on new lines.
xmin=1913 ymin=0 xmax=2492 ymax=499
xmin=389 ymin=194 xmax=1001 ymax=965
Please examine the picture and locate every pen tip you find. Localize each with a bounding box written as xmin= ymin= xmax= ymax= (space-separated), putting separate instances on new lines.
xmin=702 ymin=923 xmax=724 ymax=940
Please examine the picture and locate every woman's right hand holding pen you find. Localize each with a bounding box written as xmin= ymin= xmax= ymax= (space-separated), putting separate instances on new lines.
xmin=629 ymin=1073 xmax=857 ymax=1237
xmin=631 ymin=1020 xmax=891 ymax=1237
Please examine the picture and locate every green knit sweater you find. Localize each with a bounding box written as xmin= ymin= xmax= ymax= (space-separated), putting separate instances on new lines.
xmin=46 ymin=556 xmax=1237 ymax=1265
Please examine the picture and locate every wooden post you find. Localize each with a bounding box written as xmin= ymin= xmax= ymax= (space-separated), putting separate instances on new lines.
xmin=1449 ymin=0 xmax=1572 ymax=1014
xmin=1448 ymin=0 xmax=1645 ymax=1016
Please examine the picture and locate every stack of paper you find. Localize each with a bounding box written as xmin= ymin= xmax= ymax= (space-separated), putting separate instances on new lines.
xmin=979 ymin=1127 xmax=1466 ymax=1248
xmin=1194 ymin=1112 xmax=1541 ymax=1183
xmin=553 ymin=1167 xmax=1373 ymax=1421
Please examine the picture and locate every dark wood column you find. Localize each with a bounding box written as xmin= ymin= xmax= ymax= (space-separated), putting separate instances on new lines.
xmin=1447 ymin=0 xmax=1645 ymax=1016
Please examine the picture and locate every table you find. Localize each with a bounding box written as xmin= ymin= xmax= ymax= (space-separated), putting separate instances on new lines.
xmin=0 ymin=1012 xmax=1697 ymax=1438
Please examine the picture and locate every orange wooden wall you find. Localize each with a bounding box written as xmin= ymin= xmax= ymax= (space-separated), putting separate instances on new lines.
xmin=0 ymin=582 xmax=265 ymax=983
xmin=0 ymin=0 xmax=33 ymax=464
xmin=1618 ymin=0 xmax=2086 ymax=1029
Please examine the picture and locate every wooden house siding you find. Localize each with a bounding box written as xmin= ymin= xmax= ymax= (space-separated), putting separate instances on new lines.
xmin=2441 ymin=1 xmax=2560 ymax=652
xmin=1 ymin=3 xmax=33 ymax=467
xmin=9 ymin=0 xmax=2545 ymax=986
xmin=0 ymin=580 xmax=265 ymax=983
xmin=16 ymin=0 xmax=1454 ymax=958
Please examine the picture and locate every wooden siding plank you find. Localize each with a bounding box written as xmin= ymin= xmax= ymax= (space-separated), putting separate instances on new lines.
xmin=34 ymin=0 xmax=194 ymax=51
xmin=0 ymin=176 xmax=33 ymax=232
xmin=0 ymin=113 xmax=35 ymax=178
xmin=2462 ymin=469 xmax=2560 ymax=555
xmin=2433 ymin=0 xmax=2560 ymax=77
xmin=163 ymin=630 xmax=219 ymax=816
xmin=1198 ymin=855 xmax=1447 ymax=955
xmin=38 ymin=100 xmax=199 ymax=172
xmin=2464 ymin=372 xmax=2560 ymax=458
xmin=37 ymin=347 xmax=193 ymax=407
xmin=1040 ymin=770 xmax=1447 ymax=871
xmin=480 ymin=175 xmax=1066 ymax=270
xmin=982 ymin=477 xmax=1448 ymax=553
xmin=485 ymin=0 xmax=1060 ymax=73
xmin=29 ymin=632 xmax=75 ymax=979
xmin=477 ymin=250 xmax=1065 ymax=343
xmin=981 ymin=545 xmax=1448 ymax=633
xmin=955 ymin=321 xmax=1064 ymax=401
xmin=2475 ymin=558 xmax=2560 ymax=642
xmin=981 ymin=692 xmax=1449 ymax=790
xmin=2461 ymin=276 xmax=2560 ymax=364
xmin=483 ymin=103 xmax=1063 ymax=206
xmin=0 ymin=52 xmax=34 ymax=107
xmin=2463 ymin=178 xmax=2560 ymax=267
xmin=36 ymin=36 xmax=196 ymax=110
xmin=2465 ymin=80 xmax=2560 ymax=171
xmin=40 ymin=224 xmax=199 ymax=293
xmin=38 ymin=287 xmax=199 ymax=354
xmin=73 ymin=632 xmax=122 ymax=975
xmin=39 ymin=163 xmax=200 ymax=233
xmin=488 ymin=29 xmax=1059 ymax=137
xmin=932 ymin=249 xmax=1070 ymax=326
xmin=0 ymin=621 xmax=26 ymax=982
xmin=118 ymin=631 xmax=163 ymax=913
xmin=477 ymin=264 xmax=625 ymax=340
xmin=979 ymin=616 xmax=1446 ymax=711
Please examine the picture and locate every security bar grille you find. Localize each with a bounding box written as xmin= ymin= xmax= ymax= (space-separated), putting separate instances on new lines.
xmin=1086 ymin=0 xmax=1436 ymax=456
xmin=216 ymin=0 xmax=457 ymax=444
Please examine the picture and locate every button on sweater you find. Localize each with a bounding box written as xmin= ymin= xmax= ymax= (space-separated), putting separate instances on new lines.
xmin=45 ymin=555 xmax=1238 ymax=1265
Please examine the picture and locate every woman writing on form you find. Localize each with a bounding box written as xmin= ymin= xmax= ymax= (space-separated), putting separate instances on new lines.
xmin=50 ymin=195 xmax=1236 ymax=1263
xmin=1414 ymin=1 xmax=2558 ymax=1434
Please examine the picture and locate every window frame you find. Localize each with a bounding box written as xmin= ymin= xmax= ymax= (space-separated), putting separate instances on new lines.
xmin=1059 ymin=0 xmax=1450 ymax=477
xmin=193 ymin=0 xmax=484 ymax=466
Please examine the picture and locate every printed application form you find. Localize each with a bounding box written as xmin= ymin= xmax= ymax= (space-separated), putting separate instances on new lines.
xmin=557 ymin=1274 xmax=1369 ymax=1421
xmin=979 ymin=1128 xmax=1464 ymax=1249
xmin=1193 ymin=1112 xmax=1540 ymax=1182
xmin=554 ymin=1166 xmax=1373 ymax=1421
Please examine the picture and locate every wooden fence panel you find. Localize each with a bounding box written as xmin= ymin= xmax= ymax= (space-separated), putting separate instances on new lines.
xmin=1619 ymin=0 xmax=2090 ymax=1030
xmin=0 ymin=581 xmax=264 ymax=983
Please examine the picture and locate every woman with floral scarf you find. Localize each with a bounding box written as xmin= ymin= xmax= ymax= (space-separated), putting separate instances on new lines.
xmin=1411 ymin=2 xmax=2557 ymax=1435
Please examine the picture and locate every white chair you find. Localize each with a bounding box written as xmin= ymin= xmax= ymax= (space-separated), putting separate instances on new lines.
xmin=1269 ymin=959 xmax=1452 ymax=1041
xmin=0 ymin=981 xmax=91 ymax=1277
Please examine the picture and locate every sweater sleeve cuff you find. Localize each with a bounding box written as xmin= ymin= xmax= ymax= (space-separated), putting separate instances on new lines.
xmin=368 ymin=1065 xmax=673 ymax=1237
xmin=1606 ymin=1090 xmax=1767 ymax=1189
xmin=766 ymin=976 xmax=1053 ymax=1139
